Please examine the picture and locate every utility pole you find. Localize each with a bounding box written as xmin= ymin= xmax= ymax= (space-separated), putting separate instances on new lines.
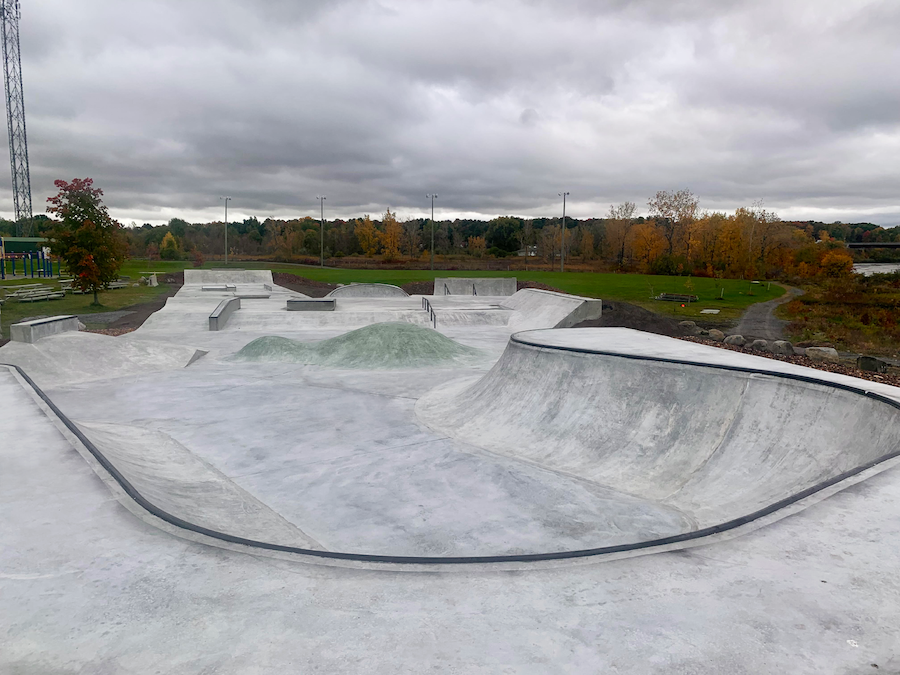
xmin=558 ymin=191 xmax=569 ymax=272
xmin=220 ymin=196 xmax=231 ymax=264
xmin=1 ymin=0 xmax=32 ymax=236
xmin=426 ymin=193 xmax=438 ymax=270
xmin=316 ymin=195 xmax=326 ymax=267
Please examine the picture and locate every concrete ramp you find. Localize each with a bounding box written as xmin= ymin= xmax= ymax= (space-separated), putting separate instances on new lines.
xmin=184 ymin=269 xmax=274 ymax=285
xmin=0 ymin=331 xmax=205 ymax=387
xmin=77 ymin=422 xmax=322 ymax=550
xmin=417 ymin=327 xmax=900 ymax=529
xmin=434 ymin=277 xmax=517 ymax=296
xmin=327 ymin=283 xmax=408 ymax=298
xmin=501 ymin=289 xmax=602 ymax=331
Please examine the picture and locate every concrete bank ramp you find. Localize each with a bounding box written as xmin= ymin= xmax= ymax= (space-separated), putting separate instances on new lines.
xmin=0 ymin=331 xmax=206 ymax=387
xmin=501 ymin=289 xmax=603 ymax=331
xmin=77 ymin=422 xmax=322 ymax=550
xmin=326 ymin=283 xmax=408 ymax=298
xmin=184 ymin=269 xmax=274 ymax=285
xmin=417 ymin=327 xmax=900 ymax=529
xmin=434 ymin=277 xmax=517 ymax=296
xmin=231 ymin=322 xmax=484 ymax=368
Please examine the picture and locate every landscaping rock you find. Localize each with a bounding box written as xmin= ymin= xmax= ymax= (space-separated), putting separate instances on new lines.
xmin=723 ymin=334 xmax=745 ymax=346
xmin=749 ymin=339 xmax=770 ymax=352
xmin=771 ymin=340 xmax=794 ymax=356
xmin=678 ymin=320 xmax=701 ymax=335
xmin=806 ymin=346 xmax=840 ymax=363
xmin=857 ymin=355 xmax=888 ymax=374
xmin=708 ymin=329 xmax=725 ymax=342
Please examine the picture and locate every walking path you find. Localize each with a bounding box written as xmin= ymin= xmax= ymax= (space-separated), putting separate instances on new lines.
xmin=733 ymin=284 xmax=803 ymax=340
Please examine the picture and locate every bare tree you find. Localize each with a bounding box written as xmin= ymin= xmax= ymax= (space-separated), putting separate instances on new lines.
xmin=606 ymin=201 xmax=637 ymax=265
xmin=647 ymin=189 xmax=698 ymax=256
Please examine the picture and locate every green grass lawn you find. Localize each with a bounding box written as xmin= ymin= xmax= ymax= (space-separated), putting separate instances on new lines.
xmin=1 ymin=274 xmax=172 ymax=331
xmin=119 ymin=260 xmax=783 ymax=323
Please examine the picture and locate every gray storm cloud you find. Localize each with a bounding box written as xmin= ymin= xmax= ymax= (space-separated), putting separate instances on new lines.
xmin=10 ymin=0 xmax=900 ymax=225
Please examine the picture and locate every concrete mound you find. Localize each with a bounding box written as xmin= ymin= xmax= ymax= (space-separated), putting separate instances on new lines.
xmin=232 ymin=322 xmax=484 ymax=368
xmin=417 ymin=327 xmax=900 ymax=529
xmin=326 ymin=283 xmax=409 ymax=298
xmin=501 ymin=289 xmax=603 ymax=331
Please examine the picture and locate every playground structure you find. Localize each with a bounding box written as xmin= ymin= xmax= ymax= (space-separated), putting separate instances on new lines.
xmin=0 ymin=236 xmax=59 ymax=279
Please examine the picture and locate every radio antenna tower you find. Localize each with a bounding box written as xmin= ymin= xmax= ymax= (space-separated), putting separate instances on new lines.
xmin=1 ymin=0 xmax=32 ymax=236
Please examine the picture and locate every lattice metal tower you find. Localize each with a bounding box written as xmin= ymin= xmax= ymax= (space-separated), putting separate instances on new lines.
xmin=1 ymin=0 xmax=32 ymax=236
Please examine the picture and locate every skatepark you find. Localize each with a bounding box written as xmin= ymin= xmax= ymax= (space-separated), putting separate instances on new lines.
xmin=3 ymin=270 xmax=899 ymax=672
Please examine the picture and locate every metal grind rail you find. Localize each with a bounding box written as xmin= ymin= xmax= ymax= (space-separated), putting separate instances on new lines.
xmin=422 ymin=297 xmax=437 ymax=328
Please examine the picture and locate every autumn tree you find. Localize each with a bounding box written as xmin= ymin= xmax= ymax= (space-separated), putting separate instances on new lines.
xmin=47 ymin=178 xmax=128 ymax=306
xmin=354 ymin=216 xmax=381 ymax=257
xmin=467 ymin=235 xmax=487 ymax=257
xmin=381 ymin=208 xmax=404 ymax=261
xmin=648 ymin=189 xmax=698 ymax=256
xmin=605 ymin=201 xmax=637 ymax=266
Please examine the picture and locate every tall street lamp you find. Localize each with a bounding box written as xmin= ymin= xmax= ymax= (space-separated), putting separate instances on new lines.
xmin=316 ymin=195 xmax=326 ymax=267
xmin=426 ymin=193 xmax=438 ymax=271
xmin=220 ymin=196 xmax=231 ymax=264
xmin=558 ymin=191 xmax=569 ymax=273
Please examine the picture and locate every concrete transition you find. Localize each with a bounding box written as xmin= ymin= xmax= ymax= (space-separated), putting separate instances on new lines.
xmin=326 ymin=283 xmax=409 ymax=298
xmin=433 ymin=277 xmax=517 ymax=296
xmin=417 ymin=327 xmax=900 ymax=532
xmin=0 ymin=331 xmax=206 ymax=386
xmin=231 ymin=321 xmax=484 ymax=369
xmin=10 ymin=315 xmax=80 ymax=343
xmin=184 ymin=269 xmax=274 ymax=285
xmin=501 ymin=288 xmax=603 ymax=331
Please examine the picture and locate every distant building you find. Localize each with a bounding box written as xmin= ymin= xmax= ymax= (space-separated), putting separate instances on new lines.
xmin=517 ymin=245 xmax=537 ymax=257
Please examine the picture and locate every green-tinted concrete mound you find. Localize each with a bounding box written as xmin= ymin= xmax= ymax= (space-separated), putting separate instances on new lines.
xmin=232 ymin=322 xmax=484 ymax=369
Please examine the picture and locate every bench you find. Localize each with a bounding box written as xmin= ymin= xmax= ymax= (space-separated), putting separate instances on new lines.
xmin=655 ymin=293 xmax=699 ymax=303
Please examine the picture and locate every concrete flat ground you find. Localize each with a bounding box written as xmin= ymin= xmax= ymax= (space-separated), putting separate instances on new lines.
xmin=2 ymin=277 xmax=899 ymax=673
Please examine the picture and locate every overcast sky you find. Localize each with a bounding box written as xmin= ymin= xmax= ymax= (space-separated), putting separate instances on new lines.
xmin=10 ymin=0 xmax=900 ymax=226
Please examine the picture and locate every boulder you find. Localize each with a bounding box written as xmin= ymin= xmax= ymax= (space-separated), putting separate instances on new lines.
xmin=708 ymin=329 xmax=725 ymax=342
xmin=723 ymin=334 xmax=745 ymax=346
xmin=678 ymin=320 xmax=701 ymax=336
xmin=806 ymin=346 xmax=839 ymax=363
xmin=771 ymin=340 xmax=794 ymax=356
xmin=749 ymin=339 xmax=770 ymax=352
xmin=857 ymin=355 xmax=888 ymax=373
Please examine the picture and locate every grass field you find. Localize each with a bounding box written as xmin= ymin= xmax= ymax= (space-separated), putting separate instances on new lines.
xmin=1 ymin=260 xmax=784 ymax=334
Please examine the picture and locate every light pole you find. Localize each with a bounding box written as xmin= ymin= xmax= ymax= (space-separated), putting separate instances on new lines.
xmin=426 ymin=193 xmax=438 ymax=271
xmin=558 ymin=191 xmax=569 ymax=273
xmin=316 ymin=195 xmax=326 ymax=267
xmin=220 ymin=196 xmax=231 ymax=264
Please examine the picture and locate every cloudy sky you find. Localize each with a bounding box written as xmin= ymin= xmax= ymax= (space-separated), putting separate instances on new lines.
xmin=10 ymin=0 xmax=900 ymax=225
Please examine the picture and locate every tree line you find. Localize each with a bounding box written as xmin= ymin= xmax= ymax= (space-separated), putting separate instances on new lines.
xmin=5 ymin=185 xmax=893 ymax=280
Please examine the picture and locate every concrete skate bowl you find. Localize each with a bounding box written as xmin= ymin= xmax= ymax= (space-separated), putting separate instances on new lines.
xmin=326 ymin=283 xmax=408 ymax=298
xmin=10 ymin=325 xmax=900 ymax=567
xmin=230 ymin=322 xmax=484 ymax=368
xmin=417 ymin=328 xmax=900 ymax=539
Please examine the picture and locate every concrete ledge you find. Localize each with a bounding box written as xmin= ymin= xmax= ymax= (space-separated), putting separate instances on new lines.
xmin=201 ymin=284 xmax=236 ymax=292
xmin=10 ymin=315 xmax=80 ymax=343
xmin=287 ymin=298 xmax=336 ymax=311
xmin=434 ymin=277 xmax=517 ymax=297
xmin=209 ymin=298 xmax=241 ymax=331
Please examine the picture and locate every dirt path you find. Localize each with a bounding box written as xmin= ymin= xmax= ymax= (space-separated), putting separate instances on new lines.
xmin=733 ymin=284 xmax=803 ymax=340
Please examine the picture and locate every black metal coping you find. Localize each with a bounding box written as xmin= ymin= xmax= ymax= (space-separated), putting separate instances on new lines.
xmin=4 ymin=339 xmax=900 ymax=565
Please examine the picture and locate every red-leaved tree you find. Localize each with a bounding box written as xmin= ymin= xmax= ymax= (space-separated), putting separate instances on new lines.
xmin=47 ymin=178 xmax=128 ymax=305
